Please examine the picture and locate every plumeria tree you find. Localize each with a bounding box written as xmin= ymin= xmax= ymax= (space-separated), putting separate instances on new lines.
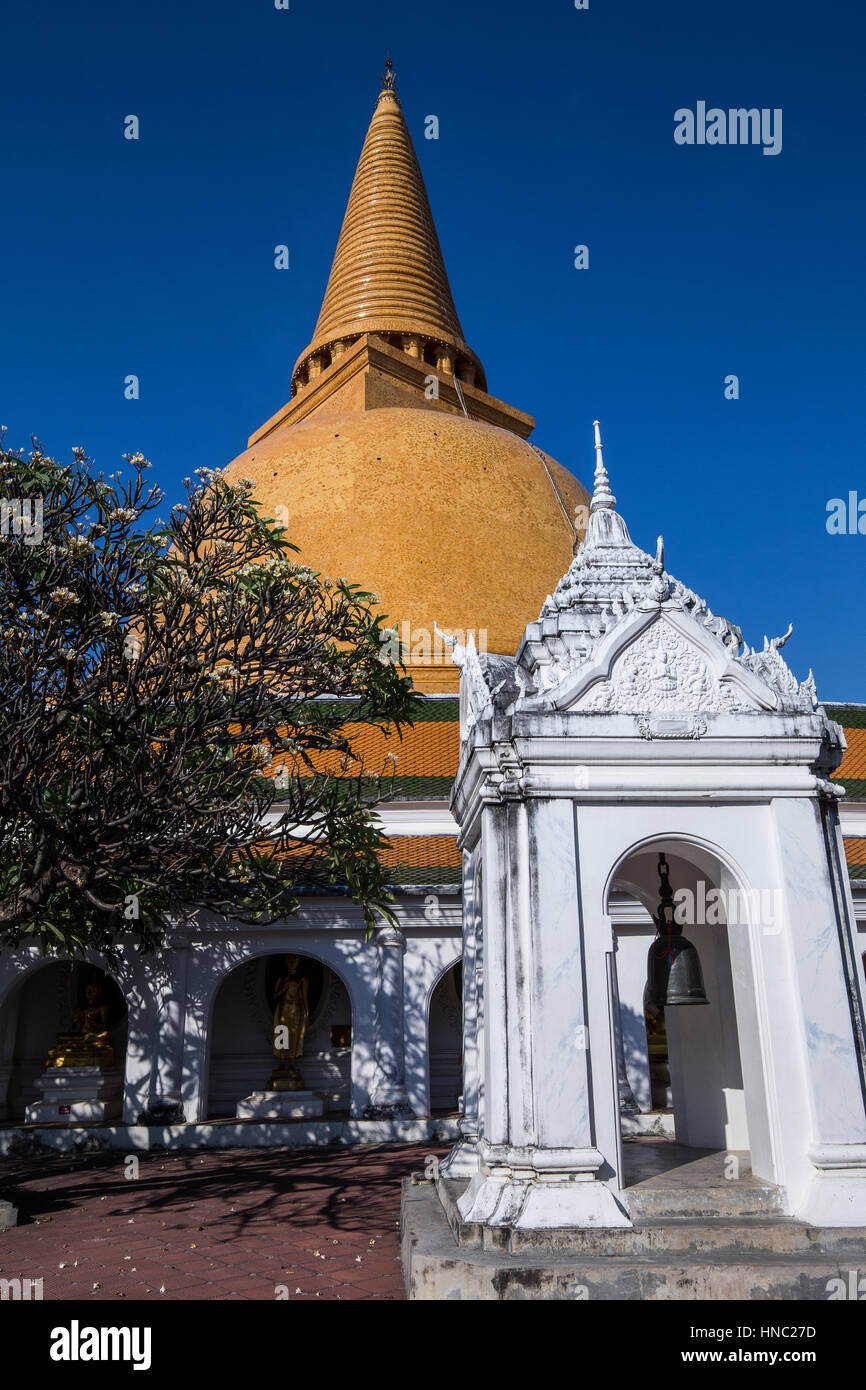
xmin=0 ymin=434 xmax=415 ymax=959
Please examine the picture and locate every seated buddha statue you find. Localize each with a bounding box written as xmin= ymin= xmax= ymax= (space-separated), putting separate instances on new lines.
xmin=45 ymin=979 xmax=115 ymax=1068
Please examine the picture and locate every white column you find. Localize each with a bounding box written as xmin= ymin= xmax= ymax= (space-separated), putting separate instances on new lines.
xmin=441 ymin=849 xmax=480 ymax=1178
xmin=365 ymin=926 xmax=414 ymax=1118
xmin=139 ymin=936 xmax=190 ymax=1124
xmin=772 ymin=796 xmax=866 ymax=1224
xmin=457 ymin=797 xmax=631 ymax=1228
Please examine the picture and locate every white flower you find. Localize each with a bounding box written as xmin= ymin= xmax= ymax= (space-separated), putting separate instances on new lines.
xmin=48 ymin=587 xmax=79 ymax=608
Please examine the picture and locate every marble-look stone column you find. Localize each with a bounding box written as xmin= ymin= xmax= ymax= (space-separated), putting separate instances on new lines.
xmin=456 ymin=797 xmax=630 ymax=1229
xmin=441 ymin=851 xmax=480 ymax=1178
xmin=137 ymin=936 xmax=190 ymax=1125
xmin=772 ymin=796 xmax=866 ymax=1224
xmin=365 ymin=926 xmax=414 ymax=1119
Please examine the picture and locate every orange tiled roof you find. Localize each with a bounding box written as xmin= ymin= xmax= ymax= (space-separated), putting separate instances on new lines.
xmin=838 ymin=728 xmax=866 ymax=782
xmin=378 ymin=835 xmax=461 ymax=870
xmin=845 ymin=839 xmax=866 ymax=866
xmin=296 ymin=719 xmax=459 ymax=781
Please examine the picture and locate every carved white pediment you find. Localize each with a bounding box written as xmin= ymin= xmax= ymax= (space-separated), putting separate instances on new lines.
xmin=549 ymin=609 xmax=778 ymax=715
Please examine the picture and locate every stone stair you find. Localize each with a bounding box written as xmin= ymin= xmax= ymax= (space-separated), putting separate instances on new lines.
xmin=401 ymin=1172 xmax=866 ymax=1300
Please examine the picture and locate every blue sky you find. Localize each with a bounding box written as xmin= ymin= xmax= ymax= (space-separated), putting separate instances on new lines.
xmin=0 ymin=0 xmax=863 ymax=695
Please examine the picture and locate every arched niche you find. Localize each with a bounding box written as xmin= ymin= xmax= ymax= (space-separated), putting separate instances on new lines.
xmin=205 ymin=952 xmax=353 ymax=1119
xmin=606 ymin=835 xmax=773 ymax=1177
xmin=0 ymin=962 xmax=127 ymax=1122
xmin=428 ymin=961 xmax=462 ymax=1113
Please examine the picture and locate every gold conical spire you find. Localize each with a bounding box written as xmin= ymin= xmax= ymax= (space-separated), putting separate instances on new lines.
xmin=292 ymin=64 xmax=485 ymax=393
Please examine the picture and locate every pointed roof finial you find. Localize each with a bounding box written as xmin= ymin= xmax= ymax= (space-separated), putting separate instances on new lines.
xmin=292 ymin=63 xmax=485 ymax=392
xmin=381 ymin=55 xmax=397 ymax=92
xmin=591 ymin=419 xmax=616 ymax=512
xmin=584 ymin=418 xmax=633 ymax=549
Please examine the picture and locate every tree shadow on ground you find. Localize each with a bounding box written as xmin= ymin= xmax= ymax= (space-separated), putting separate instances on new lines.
xmin=0 ymin=1141 xmax=450 ymax=1235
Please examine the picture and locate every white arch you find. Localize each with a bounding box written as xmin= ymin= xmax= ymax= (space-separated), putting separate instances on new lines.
xmin=603 ymin=830 xmax=754 ymax=921
xmin=424 ymin=954 xmax=463 ymax=1118
xmin=0 ymin=952 xmax=140 ymax=1125
xmin=196 ymin=939 xmax=364 ymax=1123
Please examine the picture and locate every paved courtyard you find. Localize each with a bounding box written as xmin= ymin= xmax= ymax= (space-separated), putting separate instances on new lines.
xmin=0 ymin=1141 xmax=447 ymax=1301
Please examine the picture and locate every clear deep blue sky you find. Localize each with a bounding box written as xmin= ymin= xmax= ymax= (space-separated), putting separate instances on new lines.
xmin=1 ymin=0 xmax=863 ymax=695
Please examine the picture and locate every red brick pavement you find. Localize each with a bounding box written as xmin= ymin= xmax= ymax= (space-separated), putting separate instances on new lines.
xmin=0 ymin=1142 xmax=447 ymax=1302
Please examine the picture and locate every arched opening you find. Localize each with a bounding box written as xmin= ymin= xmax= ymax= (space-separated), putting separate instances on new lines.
xmin=205 ymin=952 xmax=352 ymax=1119
xmin=428 ymin=962 xmax=462 ymax=1115
xmin=0 ymin=962 xmax=127 ymax=1123
xmin=422 ymin=341 xmax=438 ymax=367
xmin=607 ymin=837 xmax=777 ymax=1193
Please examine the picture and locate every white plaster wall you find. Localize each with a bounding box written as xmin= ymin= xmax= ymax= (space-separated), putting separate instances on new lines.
xmin=0 ymin=894 xmax=463 ymax=1130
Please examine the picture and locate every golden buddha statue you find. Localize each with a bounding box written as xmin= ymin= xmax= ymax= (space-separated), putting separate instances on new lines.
xmin=45 ymin=979 xmax=115 ymax=1068
xmin=269 ymin=954 xmax=309 ymax=1092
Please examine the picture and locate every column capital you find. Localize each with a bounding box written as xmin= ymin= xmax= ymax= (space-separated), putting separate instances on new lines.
xmin=376 ymin=924 xmax=406 ymax=950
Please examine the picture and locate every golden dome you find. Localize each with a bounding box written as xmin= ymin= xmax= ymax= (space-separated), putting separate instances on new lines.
xmin=226 ymin=407 xmax=588 ymax=667
xmin=230 ymin=66 xmax=590 ymax=691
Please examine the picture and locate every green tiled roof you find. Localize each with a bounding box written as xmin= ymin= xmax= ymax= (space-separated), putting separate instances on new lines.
xmin=308 ymin=697 xmax=459 ymax=723
xmin=826 ymin=705 xmax=866 ymax=729
xmin=389 ymin=864 xmax=462 ymax=886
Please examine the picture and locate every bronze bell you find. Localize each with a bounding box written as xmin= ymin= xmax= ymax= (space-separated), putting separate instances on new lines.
xmin=645 ymin=853 xmax=709 ymax=1008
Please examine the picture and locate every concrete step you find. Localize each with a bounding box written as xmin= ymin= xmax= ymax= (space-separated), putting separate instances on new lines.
xmin=405 ymin=1180 xmax=866 ymax=1300
xmin=493 ymin=1216 xmax=866 ymax=1258
xmin=437 ymin=1176 xmax=861 ymax=1255
xmin=625 ymin=1179 xmax=784 ymax=1223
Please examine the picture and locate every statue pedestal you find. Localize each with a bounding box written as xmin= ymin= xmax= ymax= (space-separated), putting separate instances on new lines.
xmin=236 ymin=1090 xmax=325 ymax=1120
xmin=25 ymin=1066 xmax=122 ymax=1123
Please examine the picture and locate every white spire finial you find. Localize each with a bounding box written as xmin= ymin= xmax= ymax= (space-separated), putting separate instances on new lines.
xmin=591 ymin=419 xmax=615 ymax=512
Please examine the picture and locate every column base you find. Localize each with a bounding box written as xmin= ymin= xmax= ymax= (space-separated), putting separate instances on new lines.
xmin=439 ymin=1138 xmax=481 ymax=1180
xmin=137 ymin=1099 xmax=186 ymax=1126
xmin=364 ymin=1101 xmax=414 ymax=1120
xmin=456 ymin=1144 xmax=631 ymax=1230
xmin=796 ymin=1146 xmax=866 ymax=1227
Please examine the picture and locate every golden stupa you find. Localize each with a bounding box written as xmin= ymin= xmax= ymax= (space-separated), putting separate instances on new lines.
xmin=226 ymin=61 xmax=589 ymax=686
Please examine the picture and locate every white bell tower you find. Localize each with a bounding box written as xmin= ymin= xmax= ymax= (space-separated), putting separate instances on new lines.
xmin=443 ymin=422 xmax=866 ymax=1231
